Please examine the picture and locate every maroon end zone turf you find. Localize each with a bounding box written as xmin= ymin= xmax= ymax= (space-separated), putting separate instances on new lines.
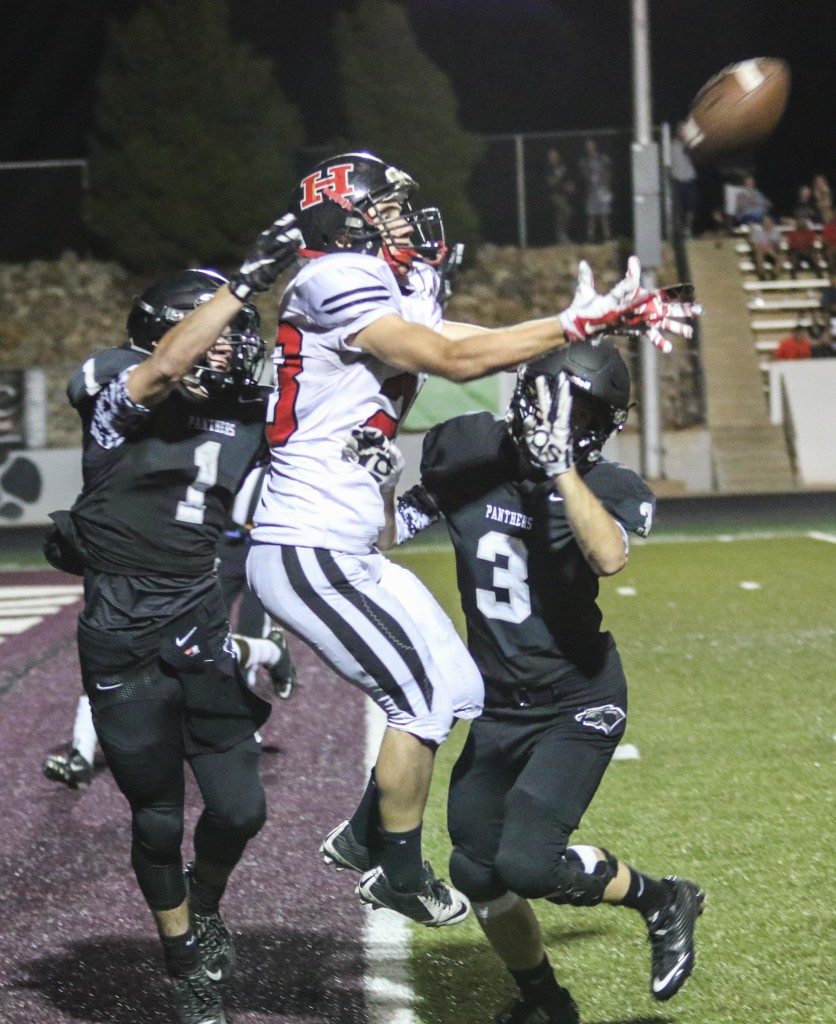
xmin=0 ymin=570 xmax=371 ymax=1023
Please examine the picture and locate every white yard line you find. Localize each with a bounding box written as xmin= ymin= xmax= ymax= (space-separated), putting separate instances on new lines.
xmin=363 ymin=702 xmax=417 ymax=1024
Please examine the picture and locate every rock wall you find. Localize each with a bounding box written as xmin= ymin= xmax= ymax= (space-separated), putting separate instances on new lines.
xmin=0 ymin=243 xmax=686 ymax=448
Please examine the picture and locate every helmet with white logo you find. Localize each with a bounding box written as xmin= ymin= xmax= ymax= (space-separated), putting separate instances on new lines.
xmin=292 ymin=152 xmax=446 ymax=272
xmin=126 ymin=269 xmax=265 ymax=394
xmin=507 ymin=339 xmax=631 ymax=466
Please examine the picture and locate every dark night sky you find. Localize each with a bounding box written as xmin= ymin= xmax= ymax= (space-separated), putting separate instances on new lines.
xmin=1 ymin=1 xmax=834 ymax=256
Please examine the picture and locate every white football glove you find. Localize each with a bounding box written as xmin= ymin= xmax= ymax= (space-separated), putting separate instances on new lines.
xmin=521 ymin=372 xmax=574 ymax=477
xmin=558 ymin=255 xmax=703 ymax=353
xmin=342 ymin=426 xmax=405 ymax=491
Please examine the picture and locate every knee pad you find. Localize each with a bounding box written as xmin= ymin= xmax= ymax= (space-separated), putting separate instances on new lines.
xmin=449 ymin=847 xmax=506 ymax=903
xmin=546 ymin=846 xmax=619 ymax=907
xmin=194 ymin=800 xmax=266 ymax=869
xmin=132 ymin=804 xmax=184 ymax=864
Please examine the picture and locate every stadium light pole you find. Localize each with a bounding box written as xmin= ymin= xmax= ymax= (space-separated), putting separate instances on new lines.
xmin=630 ymin=0 xmax=663 ymax=480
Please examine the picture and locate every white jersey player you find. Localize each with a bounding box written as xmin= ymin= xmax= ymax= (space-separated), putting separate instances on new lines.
xmin=246 ymin=151 xmax=701 ymax=929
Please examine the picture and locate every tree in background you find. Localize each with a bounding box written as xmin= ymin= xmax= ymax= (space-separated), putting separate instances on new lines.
xmin=86 ymin=0 xmax=304 ymax=273
xmin=333 ymin=0 xmax=483 ymax=248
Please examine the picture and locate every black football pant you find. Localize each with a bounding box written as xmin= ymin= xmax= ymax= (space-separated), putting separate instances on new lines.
xmin=448 ymin=641 xmax=627 ymax=902
xmin=87 ymin=664 xmax=266 ymax=912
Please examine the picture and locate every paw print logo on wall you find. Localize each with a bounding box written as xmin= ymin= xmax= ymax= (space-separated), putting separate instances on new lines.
xmin=0 ymin=449 xmax=42 ymax=521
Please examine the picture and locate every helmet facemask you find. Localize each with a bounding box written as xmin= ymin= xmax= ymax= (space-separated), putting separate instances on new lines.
xmin=126 ymin=270 xmax=265 ymax=397
xmin=186 ymin=307 xmax=266 ymax=397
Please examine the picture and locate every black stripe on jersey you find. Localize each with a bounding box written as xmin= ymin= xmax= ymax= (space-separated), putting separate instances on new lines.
xmin=312 ymin=549 xmax=435 ymax=711
xmin=278 ymin=547 xmax=421 ymax=715
xmin=321 ymin=285 xmax=391 ymax=315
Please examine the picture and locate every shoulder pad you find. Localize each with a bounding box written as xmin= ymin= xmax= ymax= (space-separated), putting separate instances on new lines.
xmin=67 ymin=347 xmax=144 ymax=409
xmin=422 ymin=413 xmax=512 ymax=504
xmin=285 ymin=252 xmax=397 ymax=329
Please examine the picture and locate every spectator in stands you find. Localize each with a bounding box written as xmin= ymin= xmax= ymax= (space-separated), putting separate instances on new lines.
xmin=819 ymin=272 xmax=836 ymax=327
xmin=719 ymin=160 xmax=753 ymax=234
xmin=578 ymin=137 xmax=613 ymax=243
xmin=545 ymin=147 xmax=575 ymax=244
xmin=748 ymin=213 xmax=783 ymax=280
xmin=812 ymin=174 xmax=833 ymax=225
xmin=773 ymin=324 xmax=812 ymax=361
xmin=785 ymin=218 xmax=819 ymax=279
xmin=792 ymin=184 xmax=820 ymax=226
xmin=808 ymin=309 xmax=836 ymax=358
xmin=734 ymin=174 xmax=772 ymax=226
xmin=820 ymin=216 xmax=836 ymax=274
xmin=670 ymin=122 xmax=698 ymax=238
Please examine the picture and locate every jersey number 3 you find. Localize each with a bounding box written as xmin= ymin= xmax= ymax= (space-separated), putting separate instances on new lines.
xmin=475 ymin=531 xmax=531 ymax=623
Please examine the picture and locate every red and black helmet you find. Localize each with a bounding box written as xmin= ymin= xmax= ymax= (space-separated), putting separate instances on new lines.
xmin=292 ymin=151 xmax=446 ymax=271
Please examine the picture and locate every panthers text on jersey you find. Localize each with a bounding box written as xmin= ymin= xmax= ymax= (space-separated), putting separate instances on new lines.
xmin=68 ymin=347 xmax=269 ymax=577
xmin=420 ymin=412 xmax=655 ymax=691
xmin=252 ymin=251 xmax=441 ymax=552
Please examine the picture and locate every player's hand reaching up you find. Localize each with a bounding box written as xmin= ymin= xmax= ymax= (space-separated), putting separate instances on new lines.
xmin=520 ymin=372 xmax=574 ymax=477
xmin=228 ymin=213 xmax=304 ymax=301
xmin=342 ymin=426 xmax=405 ymax=491
xmin=558 ymin=255 xmax=703 ymax=353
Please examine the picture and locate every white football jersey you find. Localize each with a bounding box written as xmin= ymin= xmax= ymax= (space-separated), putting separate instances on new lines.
xmin=252 ymin=252 xmax=442 ymax=552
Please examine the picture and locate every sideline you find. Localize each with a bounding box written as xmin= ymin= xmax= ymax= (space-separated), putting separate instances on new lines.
xmin=363 ymin=702 xmax=417 ymax=1024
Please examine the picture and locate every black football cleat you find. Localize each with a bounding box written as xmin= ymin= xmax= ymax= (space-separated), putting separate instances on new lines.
xmin=494 ymin=986 xmax=580 ymax=1024
xmin=320 ymin=819 xmax=372 ymax=873
xmin=645 ymin=876 xmax=705 ymax=1000
xmin=168 ymin=965 xmax=226 ymax=1024
xmin=357 ymin=861 xmax=470 ymax=927
xmin=42 ymin=749 xmax=93 ymax=789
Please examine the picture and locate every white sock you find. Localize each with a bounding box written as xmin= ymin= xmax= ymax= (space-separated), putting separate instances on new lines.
xmin=72 ymin=695 xmax=98 ymax=765
xmin=232 ymin=636 xmax=280 ymax=670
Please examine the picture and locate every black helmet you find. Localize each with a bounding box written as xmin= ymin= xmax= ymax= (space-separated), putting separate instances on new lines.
xmin=507 ymin=339 xmax=631 ymax=466
xmin=293 ymin=151 xmax=446 ymax=272
xmin=126 ymin=269 xmax=265 ymax=394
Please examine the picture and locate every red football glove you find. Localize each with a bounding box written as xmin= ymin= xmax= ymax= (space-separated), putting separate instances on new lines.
xmin=558 ymin=256 xmax=703 ymax=353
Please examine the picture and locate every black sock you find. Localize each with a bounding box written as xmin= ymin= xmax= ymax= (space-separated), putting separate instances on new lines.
xmin=189 ymin=871 xmax=226 ymax=916
xmin=161 ymin=929 xmax=200 ymax=977
xmin=378 ymin=823 xmax=424 ymax=892
xmin=348 ymin=769 xmax=381 ymax=855
xmin=619 ymin=868 xmax=672 ymax=916
xmin=510 ymin=954 xmax=566 ymax=1006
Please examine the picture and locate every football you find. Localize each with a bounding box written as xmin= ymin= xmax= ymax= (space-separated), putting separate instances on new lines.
xmin=682 ymin=57 xmax=791 ymax=163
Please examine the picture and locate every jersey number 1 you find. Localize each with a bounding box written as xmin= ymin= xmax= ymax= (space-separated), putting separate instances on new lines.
xmin=176 ymin=441 xmax=221 ymax=525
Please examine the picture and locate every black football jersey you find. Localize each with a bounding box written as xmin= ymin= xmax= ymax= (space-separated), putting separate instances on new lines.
xmin=67 ymin=347 xmax=268 ymax=576
xmin=421 ymin=412 xmax=655 ymax=689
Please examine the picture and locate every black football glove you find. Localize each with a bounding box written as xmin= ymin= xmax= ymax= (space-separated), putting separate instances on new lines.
xmin=228 ymin=213 xmax=304 ymax=301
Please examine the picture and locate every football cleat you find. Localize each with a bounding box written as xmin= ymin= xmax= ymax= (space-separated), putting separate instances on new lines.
xmin=267 ymin=627 xmax=298 ymax=699
xmin=494 ymin=987 xmax=580 ymax=1024
xmin=168 ymin=965 xmax=227 ymax=1024
xmin=320 ymin=819 xmax=372 ymax=873
xmin=185 ymin=865 xmax=236 ymax=983
xmin=645 ymin=876 xmax=705 ymax=1001
xmin=356 ymin=861 xmax=470 ymax=927
xmin=42 ymin=749 xmax=93 ymax=789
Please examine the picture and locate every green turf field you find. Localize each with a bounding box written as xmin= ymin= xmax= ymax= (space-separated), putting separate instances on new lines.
xmin=391 ymin=531 xmax=836 ymax=1024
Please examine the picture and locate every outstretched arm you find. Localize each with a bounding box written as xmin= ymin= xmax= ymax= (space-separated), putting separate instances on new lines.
xmin=127 ymin=214 xmax=302 ymax=406
xmin=355 ymin=255 xmax=701 ymax=381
